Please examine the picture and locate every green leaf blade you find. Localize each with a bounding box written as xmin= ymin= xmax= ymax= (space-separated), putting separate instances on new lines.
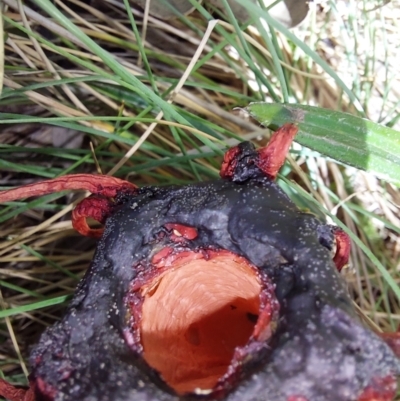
xmin=247 ymin=103 xmax=400 ymax=186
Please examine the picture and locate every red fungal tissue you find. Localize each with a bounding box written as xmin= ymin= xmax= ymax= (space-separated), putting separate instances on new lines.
xmin=0 ymin=124 xmax=399 ymax=401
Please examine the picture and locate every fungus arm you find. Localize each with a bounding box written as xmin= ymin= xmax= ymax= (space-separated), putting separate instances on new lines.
xmin=0 ymin=379 xmax=35 ymax=401
xmin=0 ymin=174 xmax=136 ymax=202
xmin=0 ymin=174 xmax=137 ymax=237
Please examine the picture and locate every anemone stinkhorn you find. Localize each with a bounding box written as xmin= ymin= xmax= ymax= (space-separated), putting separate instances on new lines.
xmin=0 ymin=124 xmax=399 ymax=401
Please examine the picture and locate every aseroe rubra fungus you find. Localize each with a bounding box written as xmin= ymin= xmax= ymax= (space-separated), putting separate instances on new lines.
xmin=0 ymin=123 xmax=400 ymax=401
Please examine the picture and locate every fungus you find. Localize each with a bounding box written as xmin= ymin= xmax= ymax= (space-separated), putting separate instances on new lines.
xmin=0 ymin=124 xmax=399 ymax=401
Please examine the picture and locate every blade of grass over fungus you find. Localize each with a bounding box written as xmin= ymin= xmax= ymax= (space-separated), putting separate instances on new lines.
xmin=247 ymin=103 xmax=400 ymax=186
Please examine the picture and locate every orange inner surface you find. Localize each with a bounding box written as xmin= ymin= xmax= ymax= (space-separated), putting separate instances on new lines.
xmin=140 ymin=254 xmax=261 ymax=394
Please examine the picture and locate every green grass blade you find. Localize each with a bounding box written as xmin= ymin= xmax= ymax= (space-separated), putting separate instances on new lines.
xmin=0 ymin=281 xmax=43 ymax=299
xmin=20 ymin=245 xmax=79 ymax=280
xmin=247 ymin=103 xmax=400 ymax=186
xmin=121 ymin=0 xmax=159 ymax=95
xmin=235 ymin=0 xmax=364 ymax=113
xmin=0 ymin=295 xmax=71 ymax=318
xmin=31 ymin=0 xmax=192 ymax=126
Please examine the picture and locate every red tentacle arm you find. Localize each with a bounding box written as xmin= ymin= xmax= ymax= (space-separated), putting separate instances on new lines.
xmin=331 ymin=227 xmax=351 ymax=272
xmin=0 ymin=379 xmax=36 ymax=401
xmin=0 ymin=174 xmax=137 ymax=203
xmin=72 ymin=196 xmax=115 ymax=238
xmin=220 ymin=124 xmax=298 ymax=181
xmin=220 ymin=146 xmax=241 ymax=179
xmin=256 ymin=123 xmax=298 ymax=180
xmin=0 ymin=174 xmax=137 ymax=237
